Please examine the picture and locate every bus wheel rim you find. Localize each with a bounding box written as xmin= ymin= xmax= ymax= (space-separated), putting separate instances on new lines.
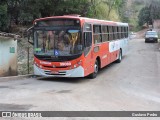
xmin=119 ymin=53 xmax=122 ymax=60
xmin=94 ymin=62 xmax=98 ymax=73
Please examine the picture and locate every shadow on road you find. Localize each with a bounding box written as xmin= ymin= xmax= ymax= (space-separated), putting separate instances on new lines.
xmin=35 ymin=59 xmax=124 ymax=83
xmin=36 ymin=76 xmax=91 ymax=84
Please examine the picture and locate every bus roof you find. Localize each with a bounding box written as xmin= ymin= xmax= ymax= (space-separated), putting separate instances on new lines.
xmin=34 ymin=15 xmax=128 ymax=26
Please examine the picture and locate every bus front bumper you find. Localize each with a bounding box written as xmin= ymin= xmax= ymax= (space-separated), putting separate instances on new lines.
xmin=34 ymin=64 xmax=84 ymax=77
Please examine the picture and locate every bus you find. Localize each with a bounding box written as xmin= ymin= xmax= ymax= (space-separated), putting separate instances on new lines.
xmin=28 ymin=15 xmax=129 ymax=78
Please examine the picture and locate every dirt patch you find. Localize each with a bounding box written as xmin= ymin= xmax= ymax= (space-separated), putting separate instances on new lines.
xmin=135 ymin=28 xmax=148 ymax=39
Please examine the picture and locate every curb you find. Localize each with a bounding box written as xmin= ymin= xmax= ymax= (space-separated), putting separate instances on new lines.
xmin=0 ymin=74 xmax=33 ymax=81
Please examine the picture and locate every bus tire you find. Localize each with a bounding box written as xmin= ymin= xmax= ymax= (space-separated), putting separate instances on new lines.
xmin=116 ymin=49 xmax=122 ymax=63
xmin=89 ymin=60 xmax=99 ymax=79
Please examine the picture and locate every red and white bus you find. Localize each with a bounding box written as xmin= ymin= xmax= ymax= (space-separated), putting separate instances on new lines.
xmin=28 ymin=15 xmax=129 ymax=78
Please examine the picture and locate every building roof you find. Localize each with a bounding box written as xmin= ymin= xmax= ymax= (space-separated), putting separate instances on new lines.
xmin=0 ymin=32 xmax=21 ymax=40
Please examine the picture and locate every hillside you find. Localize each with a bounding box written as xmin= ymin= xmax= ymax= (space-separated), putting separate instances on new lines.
xmin=126 ymin=0 xmax=145 ymax=31
xmin=93 ymin=1 xmax=120 ymax=21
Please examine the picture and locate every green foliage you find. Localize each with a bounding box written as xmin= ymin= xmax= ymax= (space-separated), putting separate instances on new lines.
xmin=0 ymin=0 xmax=126 ymax=32
xmin=138 ymin=7 xmax=151 ymax=26
xmin=0 ymin=4 xmax=8 ymax=31
xmin=138 ymin=0 xmax=160 ymax=27
xmin=149 ymin=0 xmax=160 ymax=20
xmin=59 ymin=0 xmax=90 ymax=16
xmin=116 ymin=0 xmax=129 ymax=22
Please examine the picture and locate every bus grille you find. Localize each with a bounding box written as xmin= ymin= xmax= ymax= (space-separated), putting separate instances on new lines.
xmin=43 ymin=66 xmax=68 ymax=68
xmin=44 ymin=70 xmax=66 ymax=75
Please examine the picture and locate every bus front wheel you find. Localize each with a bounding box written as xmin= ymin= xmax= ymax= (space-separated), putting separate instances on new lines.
xmin=89 ymin=60 xmax=99 ymax=79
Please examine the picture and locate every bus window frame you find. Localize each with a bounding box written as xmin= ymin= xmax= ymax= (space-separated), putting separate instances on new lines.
xmin=93 ymin=24 xmax=102 ymax=44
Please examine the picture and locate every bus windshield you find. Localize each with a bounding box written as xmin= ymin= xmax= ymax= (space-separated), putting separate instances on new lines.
xmin=34 ymin=29 xmax=83 ymax=57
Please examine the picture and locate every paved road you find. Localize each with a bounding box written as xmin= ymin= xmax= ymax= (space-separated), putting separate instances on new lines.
xmin=0 ymin=39 xmax=160 ymax=120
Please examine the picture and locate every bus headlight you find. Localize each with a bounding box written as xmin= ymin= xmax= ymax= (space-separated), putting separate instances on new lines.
xmin=71 ymin=60 xmax=82 ymax=69
xmin=77 ymin=60 xmax=82 ymax=65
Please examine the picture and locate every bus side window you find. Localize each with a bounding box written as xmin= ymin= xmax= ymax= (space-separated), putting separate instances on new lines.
xmin=93 ymin=25 xmax=102 ymax=44
xmin=119 ymin=27 xmax=122 ymax=39
xmin=127 ymin=27 xmax=129 ymax=37
xmin=108 ymin=26 xmax=113 ymax=41
xmin=102 ymin=26 xmax=109 ymax=42
xmin=121 ymin=27 xmax=124 ymax=38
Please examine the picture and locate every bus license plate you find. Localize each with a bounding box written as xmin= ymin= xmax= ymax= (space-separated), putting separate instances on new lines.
xmin=51 ymin=71 xmax=59 ymax=74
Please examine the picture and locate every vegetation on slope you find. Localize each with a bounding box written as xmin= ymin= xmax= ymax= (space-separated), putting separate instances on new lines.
xmin=0 ymin=0 xmax=126 ymax=32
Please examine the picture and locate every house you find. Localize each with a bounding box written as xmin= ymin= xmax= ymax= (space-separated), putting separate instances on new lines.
xmin=0 ymin=32 xmax=19 ymax=77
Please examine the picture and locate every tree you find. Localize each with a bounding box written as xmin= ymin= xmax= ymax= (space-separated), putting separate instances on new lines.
xmin=101 ymin=0 xmax=124 ymax=18
xmin=116 ymin=0 xmax=129 ymax=22
xmin=0 ymin=3 xmax=8 ymax=31
xmin=0 ymin=0 xmax=125 ymax=32
xmin=88 ymin=0 xmax=103 ymax=18
xmin=138 ymin=7 xmax=151 ymax=26
xmin=58 ymin=0 xmax=90 ymax=17
xmin=138 ymin=0 xmax=160 ymax=27
xmin=149 ymin=0 xmax=160 ymax=21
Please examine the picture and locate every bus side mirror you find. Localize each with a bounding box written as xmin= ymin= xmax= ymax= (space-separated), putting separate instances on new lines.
xmin=27 ymin=26 xmax=34 ymax=45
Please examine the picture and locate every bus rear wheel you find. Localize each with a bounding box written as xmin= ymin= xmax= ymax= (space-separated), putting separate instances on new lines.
xmin=89 ymin=60 xmax=99 ymax=79
xmin=116 ymin=49 xmax=122 ymax=63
